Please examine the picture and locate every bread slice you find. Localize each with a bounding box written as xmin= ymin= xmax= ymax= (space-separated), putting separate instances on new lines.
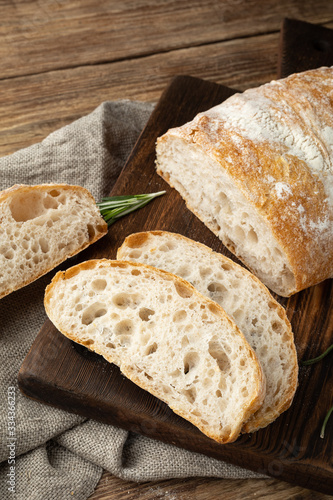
xmin=0 ymin=184 xmax=107 ymax=300
xmin=155 ymin=67 xmax=333 ymax=296
xmin=44 ymin=259 xmax=266 ymax=443
xmin=117 ymin=231 xmax=298 ymax=433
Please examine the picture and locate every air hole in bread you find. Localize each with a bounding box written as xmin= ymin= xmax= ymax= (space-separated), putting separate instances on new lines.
xmin=218 ymin=192 xmax=232 ymax=214
xmin=203 ymin=378 xmax=212 ymax=388
xmin=114 ymin=319 xmax=134 ymax=337
xmin=113 ymin=293 xmax=141 ymax=309
xmin=221 ymin=262 xmax=232 ymax=271
xmin=183 ymin=387 xmax=196 ymax=403
xmin=87 ymin=224 xmax=95 ymax=241
xmin=131 ymin=269 xmax=141 ymax=276
xmin=139 ymin=307 xmax=155 ymax=321
xmin=207 ymin=282 xmax=227 ymax=295
xmin=144 ymin=372 xmax=153 ymax=380
xmin=248 ymin=228 xmax=258 ymax=244
xmin=216 ymin=389 xmax=222 ymax=398
xmin=234 ymin=225 xmax=246 ymax=242
xmin=199 ymin=267 xmax=213 ymax=278
xmin=91 ymin=279 xmax=107 ymax=291
xmin=106 ymin=342 xmax=115 ymax=349
xmin=118 ymin=335 xmax=131 ymax=346
xmin=173 ymin=310 xmax=187 ymax=323
xmin=241 ymin=386 xmax=249 ymax=398
xmin=129 ymin=249 xmax=142 ymax=259
xmin=48 ymin=189 xmax=60 ymax=197
xmin=183 ymin=352 xmax=199 ymax=374
xmin=31 ymin=242 xmax=39 ymax=253
xmin=233 ymin=308 xmax=243 ymax=322
xmin=208 ymin=303 xmax=220 ymax=316
xmin=9 ymin=191 xmax=47 ymax=222
xmin=159 ymin=244 xmax=173 ymax=252
xmin=170 ymin=368 xmax=181 ymax=378
xmin=272 ymin=321 xmax=283 ymax=334
xmin=43 ymin=195 xmax=59 ymax=210
xmin=81 ymin=302 xmax=107 ymax=325
xmin=82 ymin=338 xmax=94 ymax=346
xmin=39 ymin=237 xmax=49 ymax=253
xmin=174 ymin=282 xmax=193 ymax=298
xmin=3 ymin=249 xmax=14 ymax=259
xmin=268 ymin=301 xmax=278 ymax=310
xmin=145 ymin=342 xmax=158 ymax=355
xmin=208 ymin=339 xmax=231 ymax=373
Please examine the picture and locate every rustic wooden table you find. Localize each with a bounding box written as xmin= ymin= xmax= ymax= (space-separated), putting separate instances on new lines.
xmin=2 ymin=1 xmax=332 ymax=498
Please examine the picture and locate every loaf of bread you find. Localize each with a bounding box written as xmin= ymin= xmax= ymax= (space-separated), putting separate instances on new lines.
xmin=0 ymin=184 xmax=107 ymax=300
xmin=117 ymin=231 xmax=298 ymax=433
xmin=156 ymin=67 xmax=333 ymax=296
xmin=44 ymin=259 xmax=266 ymax=443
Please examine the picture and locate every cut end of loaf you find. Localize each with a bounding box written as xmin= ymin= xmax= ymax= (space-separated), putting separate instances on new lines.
xmin=156 ymin=135 xmax=297 ymax=297
xmin=0 ymin=184 xmax=107 ymax=299
xmin=44 ymin=259 xmax=266 ymax=444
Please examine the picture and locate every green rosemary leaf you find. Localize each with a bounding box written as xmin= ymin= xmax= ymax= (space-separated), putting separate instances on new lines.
xmin=320 ymin=405 xmax=333 ymax=439
xmin=97 ymin=191 xmax=166 ymax=227
xmin=301 ymin=344 xmax=333 ymax=366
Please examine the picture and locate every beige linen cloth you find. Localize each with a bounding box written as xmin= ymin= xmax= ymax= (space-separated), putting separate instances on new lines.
xmin=0 ymin=101 xmax=266 ymax=500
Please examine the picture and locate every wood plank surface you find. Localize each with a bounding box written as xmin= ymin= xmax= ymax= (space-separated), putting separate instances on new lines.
xmin=89 ymin=472 xmax=333 ymax=500
xmin=0 ymin=1 xmax=332 ymax=79
xmin=1 ymin=22 xmax=333 ymax=159
xmin=0 ymin=32 xmax=278 ymax=157
xmin=18 ymin=67 xmax=333 ymax=495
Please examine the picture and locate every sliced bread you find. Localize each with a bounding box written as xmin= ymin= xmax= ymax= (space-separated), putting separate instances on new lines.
xmin=0 ymin=184 xmax=107 ymax=300
xmin=44 ymin=259 xmax=266 ymax=443
xmin=117 ymin=231 xmax=298 ymax=433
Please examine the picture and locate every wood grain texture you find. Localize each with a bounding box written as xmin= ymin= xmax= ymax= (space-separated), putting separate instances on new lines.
xmin=89 ymin=471 xmax=332 ymax=500
xmin=0 ymin=32 xmax=279 ymax=157
xmin=1 ymin=21 xmax=333 ymax=158
xmin=18 ymin=73 xmax=333 ymax=495
xmin=0 ymin=0 xmax=332 ymax=79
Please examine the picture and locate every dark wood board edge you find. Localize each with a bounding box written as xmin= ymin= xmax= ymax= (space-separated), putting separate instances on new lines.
xmin=278 ymin=18 xmax=333 ymax=78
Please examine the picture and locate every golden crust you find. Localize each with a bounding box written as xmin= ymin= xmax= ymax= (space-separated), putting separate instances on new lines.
xmin=118 ymin=231 xmax=298 ymax=433
xmin=0 ymin=183 xmax=107 ymax=300
xmin=44 ymin=258 xmax=266 ymax=444
xmin=157 ymin=67 xmax=333 ymax=295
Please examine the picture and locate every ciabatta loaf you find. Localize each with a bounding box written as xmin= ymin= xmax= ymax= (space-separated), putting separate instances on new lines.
xmin=0 ymin=184 xmax=107 ymax=299
xmin=156 ymin=67 xmax=333 ymax=296
xmin=118 ymin=231 xmax=298 ymax=433
xmin=44 ymin=259 xmax=266 ymax=443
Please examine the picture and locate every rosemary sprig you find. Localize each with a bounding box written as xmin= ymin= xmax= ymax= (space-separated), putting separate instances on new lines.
xmin=97 ymin=191 xmax=166 ymax=227
xmin=301 ymin=343 xmax=333 ymax=366
xmin=321 ymin=405 xmax=333 ymax=439
xmin=302 ymin=343 xmax=332 ymax=439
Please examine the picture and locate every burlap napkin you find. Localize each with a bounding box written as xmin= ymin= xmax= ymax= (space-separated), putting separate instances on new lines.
xmin=0 ymin=101 xmax=266 ymax=500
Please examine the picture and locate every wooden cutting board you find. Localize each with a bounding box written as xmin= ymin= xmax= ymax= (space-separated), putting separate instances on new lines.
xmin=18 ymin=19 xmax=333 ymax=494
